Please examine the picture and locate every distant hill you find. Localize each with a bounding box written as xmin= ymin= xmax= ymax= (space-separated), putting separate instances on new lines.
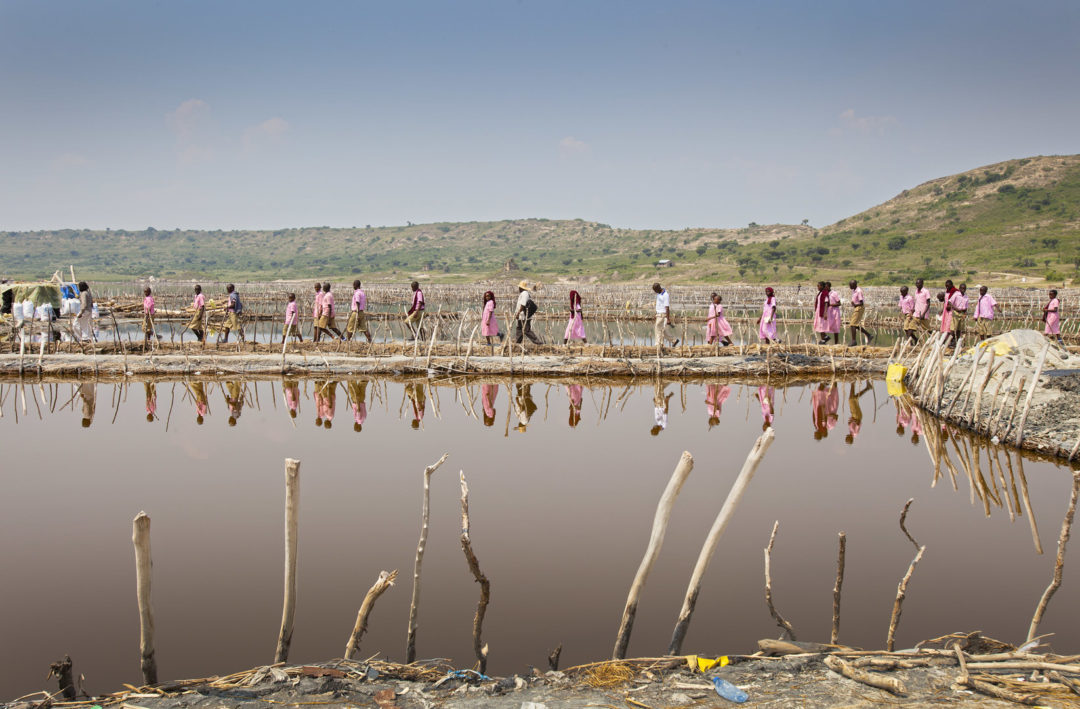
xmin=2 ymin=155 xmax=1078 ymax=285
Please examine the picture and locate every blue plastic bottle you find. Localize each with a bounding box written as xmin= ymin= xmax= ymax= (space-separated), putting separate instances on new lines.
xmin=711 ymin=676 xmax=748 ymax=703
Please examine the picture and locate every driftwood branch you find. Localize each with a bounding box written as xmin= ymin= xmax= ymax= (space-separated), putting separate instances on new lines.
xmin=405 ymin=453 xmax=449 ymax=664
xmin=460 ymin=470 xmax=491 ymax=674
xmin=274 ymin=459 xmax=301 ymax=663
xmin=899 ymin=498 xmax=919 ymax=550
xmin=764 ymin=520 xmax=796 ymax=640
xmin=344 ymin=569 xmax=399 ymax=659
xmin=548 ymin=643 xmax=563 ymax=671
xmin=887 ymin=544 xmax=925 ymax=652
xmin=824 ymin=655 xmax=905 ymax=695
xmin=1028 ymin=472 xmax=1080 ymax=642
xmin=832 ymin=532 xmax=846 ymax=645
xmin=47 ymin=655 xmax=77 ymax=701
xmin=668 ymin=428 xmax=774 ymax=655
xmin=613 ymin=451 xmax=694 ymax=659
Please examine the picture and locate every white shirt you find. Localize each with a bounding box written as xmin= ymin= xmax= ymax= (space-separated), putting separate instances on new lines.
xmin=516 ymin=290 xmax=532 ymax=319
xmin=655 ymin=290 xmax=670 ymax=314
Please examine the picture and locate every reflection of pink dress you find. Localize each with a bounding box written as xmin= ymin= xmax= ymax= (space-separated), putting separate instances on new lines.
xmin=826 ymin=385 xmax=839 ymax=430
xmin=758 ymin=297 xmax=777 ymax=341
xmin=481 ymin=300 xmax=499 ymax=337
xmin=353 ymin=401 xmax=366 ymax=426
xmin=758 ymin=385 xmax=774 ymax=425
xmin=481 ymin=384 xmax=498 ymax=419
xmin=1045 ymin=298 xmax=1061 ymax=335
xmin=564 ymin=304 xmax=586 ymax=340
xmin=827 ymin=291 xmax=841 ymax=333
xmin=707 ymin=303 xmax=732 ymax=340
xmin=812 ymin=387 xmax=827 ymax=434
xmin=705 ymin=383 xmax=731 ymax=417
xmin=566 ymin=384 xmax=583 ymax=409
xmin=285 ymin=384 xmax=299 ymax=414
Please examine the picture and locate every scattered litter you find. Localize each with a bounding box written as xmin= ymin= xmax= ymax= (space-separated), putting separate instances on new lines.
xmin=711 ymin=676 xmax=748 ymax=703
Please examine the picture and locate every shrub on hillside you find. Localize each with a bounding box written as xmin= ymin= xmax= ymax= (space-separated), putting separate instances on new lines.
xmin=887 ymin=236 xmax=907 ymax=251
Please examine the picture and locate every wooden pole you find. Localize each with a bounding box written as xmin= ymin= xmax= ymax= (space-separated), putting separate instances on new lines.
xmin=406 ymin=452 xmax=450 ymax=663
xmin=132 ymin=511 xmax=158 ymax=685
xmin=613 ymin=451 xmax=694 ymax=659
xmin=1028 ymin=472 xmax=1080 ymax=642
xmin=1015 ymin=342 xmax=1051 ymax=445
xmin=668 ymin=428 xmax=774 ymax=655
xmin=831 ymin=531 xmax=846 ymax=645
xmin=459 ymin=470 xmax=491 ymax=674
xmin=764 ymin=520 xmax=796 ymax=640
xmin=274 ymin=458 xmax=301 ymax=663
xmin=344 ymin=569 xmax=399 ymax=659
xmin=887 ymin=540 xmax=926 ymax=652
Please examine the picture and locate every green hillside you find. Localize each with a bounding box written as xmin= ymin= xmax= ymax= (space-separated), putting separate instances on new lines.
xmin=2 ymin=155 xmax=1078 ymax=285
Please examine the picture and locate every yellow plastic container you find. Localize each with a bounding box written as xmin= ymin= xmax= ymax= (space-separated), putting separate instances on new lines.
xmin=886 ymin=363 xmax=908 ymax=383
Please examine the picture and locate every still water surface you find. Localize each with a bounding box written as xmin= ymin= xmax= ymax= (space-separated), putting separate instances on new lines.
xmin=0 ymin=376 xmax=1077 ymax=698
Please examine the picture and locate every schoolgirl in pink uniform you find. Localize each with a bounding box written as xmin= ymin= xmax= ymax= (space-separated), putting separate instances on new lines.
xmin=283 ymin=293 xmax=302 ymax=344
xmin=706 ymin=292 xmax=733 ymax=346
xmin=813 ymin=282 xmax=829 ymax=343
xmin=312 ymin=283 xmax=324 ymax=342
xmin=758 ymin=287 xmax=778 ymax=343
xmin=898 ymin=286 xmax=916 ymax=344
xmin=826 ymin=282 xmax=842 ymax=340
xmin=142 ymin=287 xmax=156 ymax=345
xmin=563 ymin=290 xmax=586 ymax=344
xmin=481 ymin=291 xmax=501 ymax=344
xmin=1044 ymin=289 xmax=1063 ymax=343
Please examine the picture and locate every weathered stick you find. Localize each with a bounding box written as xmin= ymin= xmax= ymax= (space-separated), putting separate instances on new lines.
xmin=899 ymin=498 xmax=919 ymax=550
xmin=132 ymin=511 xmax=158 ymax=685
xmin=613 ymin=451 xmax=694 ymax=659
xmin=344 ymin=569 xmax=399 ymax=659
xmin=47 ymin=655 xmax=77 ymax=701
xmin=957 ymin=676 xmax=1040 ymax=705
xmin=886 ymin=544 xmax=925 ymax=652
xmin=824 ymin=655 xmax=905 ymax=695
xmin=832 ymin=531 xmax=846 ymax=645
xmin=460 ymin=470 xmax=491 ymax=674
xmin=274 ymin=458 xmax=301 ymax=663
xmin=405 ymin=452 xmax=450 ymax=663
xmin=548 ymin=643 xmax=563 ymax=671
xmin=1015 ymin=341 xmax=1051 ymax=445
xmin=668 ymin=428 xmax=774 ymax=655
xmin=1027 ymin=472 xmax=1080 ymax=642
xmin=764 ymin=520 xmax=796 ymax=640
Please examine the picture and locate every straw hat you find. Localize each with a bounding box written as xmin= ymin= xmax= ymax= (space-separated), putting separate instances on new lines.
xmin=517 ymin=280 xmax=532 ymax=291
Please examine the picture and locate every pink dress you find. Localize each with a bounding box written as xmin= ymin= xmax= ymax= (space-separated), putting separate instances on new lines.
xmin=826 ymin=384 xmax=839 ymax=430
xmin=813 ymin=291 xmax=828 ymax=333
xmin=144 ymin=296 xmax=155 ymax=315
xmin=758 ymin=385 xmax=775 ymax=425
xmin=707 ymin=303 xmax=733 ymax=340
xmin=940 ymin=303 xmax=952 ymax=333
xmin=564 ymin=303 xmax=586 ymax=340
xmin=705 ymin=383 xmax=731 ymax=417
xmin=481 ymin=383 xmax=499 ymax=419
xmin=481 ymin=300 xmax=499 ymax=337
xmin=758 ymin=297 xmax=777 ymax=341
xmin=1045 ymin=298 xmax=1061 ymax=335
xmin=827 ymin=291 xmax=841 ymax=333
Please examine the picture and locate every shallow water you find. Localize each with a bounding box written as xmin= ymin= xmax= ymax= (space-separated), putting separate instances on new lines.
xmin=0 ymin=376 xmax=1077 ymax=699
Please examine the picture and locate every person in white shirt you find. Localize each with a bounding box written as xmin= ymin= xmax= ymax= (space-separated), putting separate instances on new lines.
xmin=513 ymin=280 xmax=542 ymax=345
xmin=651 ymin=282 xmax=680 ymax=348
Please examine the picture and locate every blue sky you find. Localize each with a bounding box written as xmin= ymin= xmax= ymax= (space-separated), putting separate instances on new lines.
xmin=2 ymin=0 xmax=1078 ymax=231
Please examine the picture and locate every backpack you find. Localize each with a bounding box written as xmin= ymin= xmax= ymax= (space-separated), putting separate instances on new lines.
xmin=231 ymin=292 xmax=243 ymax=314
xmin=525 ymin=298 xmax=538 ymax=317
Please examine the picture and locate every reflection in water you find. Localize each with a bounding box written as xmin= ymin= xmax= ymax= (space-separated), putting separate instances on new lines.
xmin=2 ymin=375 xmax=1079 ymax=699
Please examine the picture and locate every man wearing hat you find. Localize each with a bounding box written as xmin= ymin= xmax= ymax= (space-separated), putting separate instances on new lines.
xmin=513 ymin=280 xmax=542 ymax=345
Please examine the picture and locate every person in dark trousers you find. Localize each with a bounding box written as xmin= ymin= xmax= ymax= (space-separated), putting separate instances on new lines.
xmin=220 ymin=284 xmax=244 ymax=344
xmin=513 ymin=280 xmax=542 ymax=345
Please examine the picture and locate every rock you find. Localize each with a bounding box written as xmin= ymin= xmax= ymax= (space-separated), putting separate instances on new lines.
xmin=668 ymin=692 xmax=692 ymax=704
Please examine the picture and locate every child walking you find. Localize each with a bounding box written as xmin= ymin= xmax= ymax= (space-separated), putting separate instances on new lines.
xmin=283 ymin=293 xmax=303 ymax=344
xmin=563 ymin=290 xmax=587 ymax=344
xmin=706 ymin=292 xmax=733 ymax=346
xmin=1044 ymin=289 xmax=1064 ymax=345
xmin=481 ymin=291 xmax=501 ymax=346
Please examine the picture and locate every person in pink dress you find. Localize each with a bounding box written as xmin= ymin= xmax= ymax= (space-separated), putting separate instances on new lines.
xmin=563 ymin=290 xmax=587 ymax=344
xmin=825 ymin=281 xmax=842 ymax=342
xmin=758 ymin=287 xmax=778 ymax=344
xmin=144 ymin=382 xmax=156 ymax=423
xmin=705 ymin=382 xmax=731 ymax=429
xmin=283 ymin=378 xmax=300 ymax=420
xmin=895 ymin=399 xmax=911 ymax=438
xmin=938 ymin=280 xmax=956 ymax=335
xmin=706 ymin=292 xmax=733 ymax=346
xmin=283 ymin=293 xmax=303 ymax=345
xmin=566 ymin=384 xmax=583 ymax=427
xmin=142 ymin=287 xmax=156 ymax=346
xmin=813 ymin=282 xmax=829 ymax=344
xmin=1044 ymin=289 xmax=1063 ymax=344
xmin=898 ymin=285 xmax=916 ymax=344
xmin=972 ymin=285 xmax=999 ymax=342
xmin=480 ymin=291 xmax=501 ymax=346
xmin=481 ymin=383 xmax=498 ymax=427
xmin=311 ymin=283 xmax=324 ymax=343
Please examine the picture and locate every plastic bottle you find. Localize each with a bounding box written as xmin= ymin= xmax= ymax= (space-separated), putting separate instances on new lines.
xmin=711 ymin=677 xmax=748 ymax=703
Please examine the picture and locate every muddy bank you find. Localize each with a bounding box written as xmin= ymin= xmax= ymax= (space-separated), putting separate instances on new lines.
xmin=13 ymin=639 xmax=1080 ymax=709
xmin=0 ymin=346 xmax=889 ymax=380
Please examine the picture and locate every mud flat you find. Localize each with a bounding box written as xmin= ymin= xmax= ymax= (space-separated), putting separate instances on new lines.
xmin=0 ymin=344 xmax=890 ymax=380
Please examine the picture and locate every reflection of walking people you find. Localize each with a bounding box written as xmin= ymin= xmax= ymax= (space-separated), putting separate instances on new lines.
xmin=406 ymin=382 xmax=426 ymax=429
xmin=224 ymin=381 xmax=244 ymax=426
xmin=845 ymin=381 xmax=872 ymax=445
xmin=652 ymin=283 xmax=679 ymax=347
xmin=191 ymin=381 xmax=209 ymax=424
xmin=757 ymin=385 xmax=775 ymax=430
xmin=513 ymin=281 xmax=542 ymax=345
xmin=563 ymin=290 xmax=586 ymax=344
xmin=348 ymin=380 xmax=368 ymax=432
xmin=705 ymin=382 xmax=731 ymax=428
xmin=513 ymin=383 xmax=537 ymax=432
xmin=651 ymin=382 xmax=672 ymax=436
xmin=315 ymin=380 xmax=337 ymax=429
xmin=79 ymin=381 xmax=96 ymax=428
xmin=144 ymin=382 xmax=157 ymax=423
xmin=283 ymin=378 xmax=300 ymax=419
xmin=566 ymin=384 xmax=583 ymax=427
xmin=481 ymin=383 xmax=499 ymax=427
xmin=706 ymin=293 xmax=732 ymax=346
